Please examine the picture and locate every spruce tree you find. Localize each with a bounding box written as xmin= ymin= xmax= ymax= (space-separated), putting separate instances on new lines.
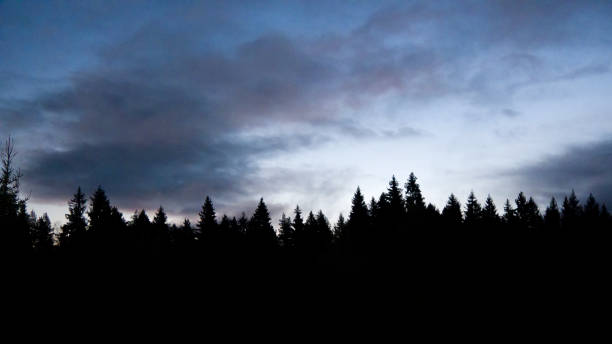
xmin=562 ymin=190 xmax=582 ymax=231
xmin=33 ymin=213 xmax=54 ymax=254
xmin=278 ymin=213 xmax=294 ymax=248
xmin=583 ymin=194 xmax=600 ymax=230
xmin=525 ymin=197 xmax=542 ymax=232
xmin=544 ymin=197 xmax=561 ymax=232
xmin=442 ymin=194 xmax=462 ymax=228
xmin=503 ymin=199 xmax=518 ymax=230
xmin=482 ymin=195 xmax=500 ymax=228
xmin=246 ymin=198 xmax=277 ymax=249
xmin=464 ymin=191 xmax=483 ymax=228
xmin=61 ymin=187 xmax=88 ymax=249
xmin=315 ymin=210 xmax=332 ymax=251
xmin=88 ymin=186 xmax=112 ymax=233
xmin=0 ymin=137 xmax=30 ymax=254
xmin=198 ymin=196 xmax=217 ymax=243
xmin=387 ymin=176 xmax=405 ymax=223
xmin=347 ymin=187 xmax=370 ymax=248
xmin=333 ymin=213 xmax=346 ymax=243
xmin=405 ymin=172 xmax=426 ymax=220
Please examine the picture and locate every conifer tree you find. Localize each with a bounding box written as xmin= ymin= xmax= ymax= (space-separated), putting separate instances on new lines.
xmin=525 ymin=197 xmax=542 ymax=231
xmin=0 ymin=137 xmax=30 ymax=254
xmin=515 ymin=192 xmax=528 ymax=229
xmin=315 ymin=210 xmax=332 ymax=250
xmin=278 ymin=213 xmax=294 ymax=248
xmin=60 ymin=187 xmax=87 ymax=249
xmin=347 ymin=187 xmax=370 ymax=247
xmin=482 ymin=195 xmax=500 ymax=228
xmin=33 ymin=213 xmax=54 ymax=253
xmin=153 ymin=206 xmax=168 ymax=228
xmin=387 ymin=176 xmax=405 ymax=223
xmin=544 ymin=197 xmax=561 ymax=232
xmin=88 ymin=186 xmax=112 ymax=233
xmin=405 ymin=172 xmax=426 ymax=219
xmin=333 ymin=213 xmax=346 ymax=242
xmin=246 ymin=198 xmax=277 ymax=249
xmin=464 ymin=191 xmax=483 ymax=228
xmin=562 ymin=190 xmax=582 ymax=231
xmin=583 ymin=194 xmax=600 ymax=230
xmin=198 ymin=196 xmax=217 ymax=241
xmin=503 ymin=199 xmax=518 ymax=229
xmin=442 ymin=194 xmax=462 ymax=227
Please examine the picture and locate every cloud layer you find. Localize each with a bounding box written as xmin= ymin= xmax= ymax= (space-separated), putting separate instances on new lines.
xmin=1 ymin=1 xmax=611 ymax=221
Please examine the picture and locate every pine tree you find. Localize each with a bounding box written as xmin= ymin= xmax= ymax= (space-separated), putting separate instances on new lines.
xmin=153 ymin=206 xmax=168 ymax=228
xmin=583 ymin=194 xmax=600 ymax=230
xmin=333 ymin=213 xmax=346 ymax=242
xmin=33 ymin=213 xmax=54 ymax=253
xmin=562 ymin=190 xmax=582 ymax=231
xmin=88 ymin=186 xmax=112 ymax=233
xmin=405 ymin=172 xmax=426 ymax=220
xmin=482 ymin=195 xmax=500 ymax=228
xmin=387 ymin=176 xmax=405 ymax=223
xmin=60 ymin=188 xmax=88 ymax=250
xmin=246 ymin=198 xmax=277 ymax=249
xmin=315 ymin=210 xmax=332 ymax=251
xmin=278 ymin=213 xmax=294 ymax=248
xmin=464 ymin=191 xmax=483 ymax=228
xmin=0 ymin=137 xmax=30 ymax=254
xmin=346 ymin=187 xmax=370 ymax=248
xmin=544 ymin=197 xmax=561 ymax=232
xmin=515 ymin=192 xmax=528 ymax=229
xmin=442 ymin=194 xmax=462 ymax=228
xmin=198 ymin=196 xmax=217 ymax=239
xmin=503 ymin=199 xmax=517 ymax=230
xmin=348 ymin=187 xmax=369 ymax=226
xmin=525 ymin=197 xmax=542 ymax=231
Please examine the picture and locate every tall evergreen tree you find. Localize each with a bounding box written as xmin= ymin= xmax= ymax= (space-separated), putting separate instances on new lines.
xmin=61 ymin=187 xmax=88 ymax=249
xmin=278 ymin=213 xmax=294 ymax=248
xmin=503 ymin=199 xmax=518 ymax=230
xmin=515 ymin=192 xmax=529 ymax=229
xmin=0 ymin=137 xmax=30 ymax=254
xmin=464 ymin=191 xmax=483 ymax=228
xmin=525 ymin=197 xmax=542 ymax=232
xmin=562 ymin=190 xmax=582 ymax=231
xmin=333 ymin=213 xmax=346 ymax=243
xmin=33 ymin=213 xmax=54 ymax=253
xmin=246 ymin=198 xmax=277 ymax=249
xmin=583 ymin=193 xmax=600 ymax=230
xmin=315 ymin=210 xmax=333 ymax=251
xmin=387 ymin=176 xmax=405 ymax=223
xmin=198 ymin=196 xmax=217 ymax=241
xmin=482 ymin=195 xmax=500 ymax=228
xmin=346 ymin=187 xmax=370 ymax=248
xmin=442 ymin=194 xmax=462 ymax=228
xmin=405 ymin=172 xmax=426 ymax=220
xmin=544 ymin=197 xmax=561 ymax=232
xmin=88 ymin=186 xmax=112 ymax=233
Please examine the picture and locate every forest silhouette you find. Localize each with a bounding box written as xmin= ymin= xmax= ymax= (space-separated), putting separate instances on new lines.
xmin=1 ymin=137 xmax=610 ymax=278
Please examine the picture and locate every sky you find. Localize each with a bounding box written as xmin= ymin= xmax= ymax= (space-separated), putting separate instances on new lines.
xmin=1 ymin=0 xmax=611 ymax=226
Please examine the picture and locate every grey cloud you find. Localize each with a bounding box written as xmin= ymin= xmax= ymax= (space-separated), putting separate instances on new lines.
xmin=513 ymin=140 xmax=612 ymax=206
xmin=4 ymin=1 xmax=612 ymax=220
xmin=501 ymin=109 xmax=520 ymax=118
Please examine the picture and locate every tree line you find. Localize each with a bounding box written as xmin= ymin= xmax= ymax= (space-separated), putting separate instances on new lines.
xmin=1 ymin=138 xmax=610 ymax=272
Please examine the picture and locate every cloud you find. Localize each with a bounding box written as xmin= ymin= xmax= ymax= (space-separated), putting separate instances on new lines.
xmin=512 ymin=140 xmax=612 ymax=206
xmin=2 ymin=0 xmax=612 ymax=220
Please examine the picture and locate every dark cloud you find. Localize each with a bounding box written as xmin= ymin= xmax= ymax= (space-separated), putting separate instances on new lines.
xmin=2 ymin=1 xmax=611 ymax=220
xmin=513 ymin=141 xmax=612 ymax=206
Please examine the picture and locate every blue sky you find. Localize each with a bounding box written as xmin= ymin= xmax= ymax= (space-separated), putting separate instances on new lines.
xmin=1 ymin=0 xmax=611 ymax=225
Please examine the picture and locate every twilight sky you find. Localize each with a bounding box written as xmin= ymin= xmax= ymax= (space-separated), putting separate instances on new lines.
xmin=1 ymin=0 xmax=611 ymax=225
